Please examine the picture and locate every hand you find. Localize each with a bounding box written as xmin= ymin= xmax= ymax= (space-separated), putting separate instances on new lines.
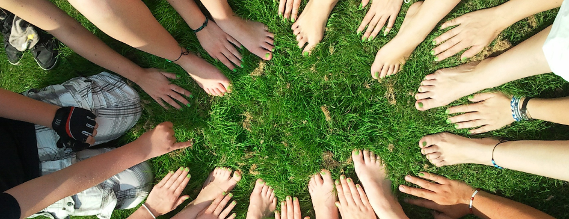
xmin=278 ymin=0 xmax=301 ymax=21
xmin=135 ymin=121 xmax=194 ymax=158
xmin=357 ymin=0 xmax=403 ymax=40
xmin=52 ymin=106 xmax=98 ymax=147
xmin=196 ymin=21 xmax=243 ymax=70
xmin=275 ymin=196 xmax=309 ymax=219
xmin=136 ymin=68 xmax=192 ymax=110
xmin=196 ymin=193 xmax=237 ymax=219
xmin=446 ymin=92 xmax=514 ymax=134
xmin=433 ymin=7 xmax=507 ymax=61
xmin=399 ymin=173 xmax=473 ymax=219
xmin=144 ymin=167 xmax=191 ymax=217
xmin=335 ymin=176 xmax=376 ymax=219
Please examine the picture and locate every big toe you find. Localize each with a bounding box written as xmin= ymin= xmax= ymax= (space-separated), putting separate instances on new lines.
xmin=320 ymin=169 xmax=333 ymax=184
xmin=253 ymin=179 xmax=265 ymax=194
xmin=232 ymin=170 xmax=242 ymax=182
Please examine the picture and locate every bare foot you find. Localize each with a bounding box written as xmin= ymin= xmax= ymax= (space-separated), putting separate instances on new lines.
xmin=352 ymin=150 xmax=407 ymax=219
xmin=414 ymin=58 xmax=495 ymax=111
xmin=178 ymin=53 xmax=232 ymax=96
xmin=308 ymin=169 xmax=339 ymax=219
xmin=246 ymin=179 xmax=277 ymax=219
xmin=419 ymin=133 xmax=499 ymax=167
xmin=216 ymin=16 xmax=275 ymax=61
xmin=175 ymin=167 xmax=242 ymax=219
xmin=291 ymin=0 xmax=338 ymax=54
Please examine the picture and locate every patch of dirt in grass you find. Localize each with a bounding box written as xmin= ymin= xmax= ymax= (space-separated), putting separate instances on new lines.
xmin=321 ymin=105 xmax=332 ymax=121
xmin=388 ymin=144 xmax=394 ymax=152
xmin=384 ymin=82 xmax=397 ymax=105
xmin=471 ymin=36 xmax=512 ymax=61
xmin=329 ymin=44 xmax=335 ymax=55
xmin=527 ymin=15 xmax=538 ymax=28
xmin=322 ymin=151 xmax=340 ymax=169
xmin=242 ymin=112 xmax=253 ymax=131
xmin=423 ymin=164 xmax=430 ymax=170
xmin=249 ymin=164 xmax=260 ymax=175
xmin=250 ymin=61 xmax=265 ymax=77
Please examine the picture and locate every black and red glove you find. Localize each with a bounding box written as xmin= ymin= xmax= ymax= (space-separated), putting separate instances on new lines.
xmin=52 ymin=107 xmax=96 ymax=150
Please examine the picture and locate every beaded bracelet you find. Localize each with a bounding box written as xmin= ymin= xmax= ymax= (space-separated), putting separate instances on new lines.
xmin=510 ymin=96 xmax=522 ymax=122
xmin=491 ymin=141 xmax=506 ymax=169
xmin=469 ymin=189 xmax=481 ymax=214
xmin=193 ymin=17 xmax=209 ymax=33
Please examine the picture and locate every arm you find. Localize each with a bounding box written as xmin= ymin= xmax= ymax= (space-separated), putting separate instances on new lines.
xmin=526 ymin=97 xmax=569 ymax=125
xmin=0 ymin=0 xmax=191 ymax=109
xmin=493 ymin=0 xmax=563 ymax=29
xmin=6 ymin=122 xmax=192 ymax=219
xmin=0 ymin=88 xmax=58 ymax=128
xmin=400 ymin=173 xmax=554 ymax=219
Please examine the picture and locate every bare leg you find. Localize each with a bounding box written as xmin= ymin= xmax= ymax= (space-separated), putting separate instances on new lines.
xmin=291 ymin=0 xmax=339 ymax=55
xmin=308 ymin=170 xmax=339 ymax=219
xmin=200 ymin=0 xmax=275 ymax=60
xmin=415 ymin=26 xmax=552 ymax=111
xmin=353 ymin=150 xmax=408 ymax=219
xmin=419 ymin=133 xmax=569 ymax=181
xmin=371 ymin=0 xmax=460 ymax=79
xmin=67 ymin=0 xmax=231 ymax=96
xmin=246 ymin=179 xmax=277 ymax=219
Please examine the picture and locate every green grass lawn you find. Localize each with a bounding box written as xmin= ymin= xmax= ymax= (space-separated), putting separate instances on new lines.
xmin=2 ymin=0 xmax=569 ymax=218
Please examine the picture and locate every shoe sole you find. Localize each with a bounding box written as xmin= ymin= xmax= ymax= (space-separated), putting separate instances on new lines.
xmin=36 ymin=54 xmax=59 ymax=71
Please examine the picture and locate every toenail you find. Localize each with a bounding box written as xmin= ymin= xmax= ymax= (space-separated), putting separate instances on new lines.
xmin=340 ymin=175 xmax=345 ymax=180
xmin=356 ymin=184 xmax=361 ymax=188
xmin=229 ymin=193 xmax=233 ymax=197
xmin=362 ymin=37 xmax=367 ymax=42
xmin=335 ymin=180 xmax=340 ymax=184
xmin=185 ymin=167 xmax=189 ymax=172
xmin=418 ymin=172 xmax=424 ymax=177
xmin=374 ymin=72 xmax=379 ymax=78
xmin=454 ymin=124 xmax=459 ymax=129
xmin=430 ymin=50 xmax=435 ymax=55
xmin=232 ymin=201 xmax=236 ymax=205
xmin=335 ymin=202 xmax=340 ymax=208
xmin=303 ymin=51 xmax=309 ymax=56
xmin=271 ymin=47 xmax=275 ymax=52
xmin=169 ymin=170 xmax=173 ymax=174
xmin=286 ymin=196 xmax=291 ymax=200
xmin=232 ymin=68 xmax=237 ymax=72
xmin=432 ymin=40 xmax=436 ymax=45
xmin=320 ymin=170 xmax=326 ymax=175
xmin=418 ymin=102 xmax=424 ymax=108
xmin=347 ymin=178 xmax=352 ymax=182
xmin=357 ymin=30 xmax=361 ymax=35
xmin=292 ymin=18 xmax=296 ymax=22
xmin=358 ymin=3 xmax=363 ymax=9
xmin=186 ymin=103 xmax=191 ymax=107
xmin=187 ymin=174 xmax=191 ymax=178
xmin=222 ymin=191 xmax=226 ymax=195
xmin=265 ymin=53 xmax=270 ymax=59
xmin=468 ymin=95 xmax=474 ymax=99
xmin=354 ymin=150 xmax=359 ymax=155
xmin=422 ymin=141 xmax=427 ymax=147
xmin=462 ymin=57 xmax=467 ymax=62
xmin=368 ymin=36 xmax=373 ymax=41
xmin=231 ymin=213 xmax=236 ymax=217
xmin=445 ymin=109 xmax=450 ymax=114
xmin=293 ymin=197 xmax=298 ymax=201
xmin=434 ymin=57 xmax=439 ymax=62
xmin=446 ymin=119 xmax=451 ymax=124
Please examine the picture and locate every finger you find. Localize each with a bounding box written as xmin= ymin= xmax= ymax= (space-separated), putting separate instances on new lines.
xmin=370 ymin=16 xmax=388 ymax=39
xmin=440 ymin=16 xmax=463 ymax=30
xmin=405 ymin=198 xmax=444 ymax=211
xmin=436 ymin=41 xmax=470 ymax=61
xmin=156 ymin=171 xmax=174 ymax=188
xmin=357 ymin=11 xmax=375 ymax=34
xmin=222 ymin=50 xmax=242 ymax=68
xmin=404 ymin=175 xmax=439 ymax=192
xmin=356 ymin=184 xmax=371 ymax=207
xmin=447 ymin=112 xmax=482 ymax=124
xmin=433 ymin=27 xmax=460 ymax=49
xmin=286 ymin=196 xmax=293 ymax=219
xmin=293 ymin=197 xmax=301 ymax=219
xmin=470 ymin=125 xmax=494 ymax=135
xmin=219 ymin=200 xmax=236 ymax=219
xmin=173 ymin=172 xmax=191 ymax=196
xmin=175 ymin=195 xmax=190 ymax=208
xmin=225 ymin=42 xmax=243 ymax=62
xmin=461 ymin=45 xmax=485 ymax=60
xmin=455 ymin=119 xmax=485 ymax=129
xmin=172 ymin=139 xmax=194 ymax=150
xmin=161 ymin=72 xmax=178 ymax=80
xmin=385 ymin=14 xmax=396 ymax=36
xmin=447 ymin=103 xmax=479 ymax=114
xmin=363 ymin=15 xmax=382 ymax=39
xmin=206 ymin=193 xmax=225 ymax=213
xmin=86 ymin=136 xmax=95 ymax=145
xmin=162 ymin=96 xmax=182 ymax=110
xmin=284 ymin=0 xmax=294 ymax=19
xmin=218 ymin=53 xmax=236 ymax=70
xmin=278 ymin=0 xmax=287 ymax=16
xmin=164 ymin=167 xmax=185 ymax=189
xmin=291 ymin=0 xmax=301 ymax=22
xmin=214 ymin=194 xmax=233 ymax=215
xmin=398 ymin=185 xmax=437 ymax=201
xmin=170 ymin=84 xmax=191 ymax=97
xmin=168 ymin=90 xmax=190 ymax=106
xmin=418 ymin=172 xmax=449 ymax=184
xmin=152 ymin=96 xmax=167 ymax=109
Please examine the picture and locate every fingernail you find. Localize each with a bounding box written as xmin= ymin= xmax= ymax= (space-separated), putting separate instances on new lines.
xmin=292 ymin=17 xmax=296 ymax=22
xmin=422 ymin=141 xmax=427 ymax=147
xmin=187 ymin=174 xmax=191 ymax=178
xmin=356 ymin=184 xmax=361 ymax=188
xmin=271 ymin=47 xmax=275 ymax=52
xmin=286 ymin=196 xmax=291 ymax=200
xmin=231 ymin=213 xmax=236 ymax=217
xmin=178 ymin=167 xmax=183 ymax=171
xmin=321 ymin=170 xmax=326 ymax=175
xmin=293 ymin=197 xmax=298 ymax=201
xmin=357 ymin=30 xmax=361 ymax=35
xmin=446 ymin=119 xmax=451 ymax=124
xmin=399 ymin=185 xmax=405 ymax=191
xmin=462 ymin=57 xmax=467 ymax=62
xmin=303 ymin=51 xmax=309 ymax=56
xmin=359 ymin=3 xmax=363 ymax=9
xmin=240 ymin=63 xmax=244 ymax=68
xmin=189 ymin=94 xmax=194 ymax=98
xmin=434 ymin=57 xmax=439 ymax=62
xmin=454 ymin=124 xmax=459 ymax=129
xmin=232 ymin=200 xmax=236 ymax=205
xmin=430 ymin=50 xmax=435 ymax=55
xmin=335 ymin=202 xmax=340 ymax=208
xmin=347 ymin=178 xmax=352 ymax=183
xmin=468 ymin=95 xmax=474 ymax=99
xmin=354 ymin=150 xmax=359 ymax=155
xmin=229 ymin=193 xmax=233 ymax=198
xmin=184 ymin=196 xmax=189 ymax=200
xmin=222 ymin=191 xmax=226 ymax=195
xmin=335 ymin=180 xmax=340 ymax=184
xmin=418 ymin=102 xmax=424 ymax=108
xmin=260 ymin=180 xmax=265 ymax=185
xmin=340 ymin=175 xmax=345 ymax=180
xmin=362 ymin=37 xmax=367 ymax=42
xmin=265 ymin=53 xmax=270 ymax=59
xmin=233 ymin=68 xmax=237 ymax=72
xmin=445 ymin=109 xmax=450 ymax=114
xmin=419 ymin=172 xmax=424 ymax=176
xmin=184 ymin=167 xmax=189 ymax=172
xmin=432 ymin=40 xmax=436 ymax=45
xmin=368 ymin=36 xmax=373 ymax=41
xmin=186 ymin=103 xmax=191 ymax=107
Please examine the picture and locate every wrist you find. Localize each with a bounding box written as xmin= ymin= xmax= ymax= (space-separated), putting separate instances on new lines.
xmin=142 ymin=202 xmax=159 ymax=218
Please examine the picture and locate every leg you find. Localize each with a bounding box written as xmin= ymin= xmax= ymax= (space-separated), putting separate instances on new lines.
xmin=308 ymin=169 xmax=339 ymax=219
xmin=172 ymin=167 xmax=242 ymax=219
xmin=419 ymin=133 xmax=569 ymax=181
xmin=200 ymin=0 xmax=275 ymax=60
xmin=371 ymin=0 xmax=460 ymax=79
xmin=67 ymin=0 xmax=231 ymax=96
xmin=291 ymin=0 xmax=339 ymax=54
xmin=416 ymin=26 xmax=552 ymax=111
xmin=245 ymin=179 xmax=277 ymax=219
xmin=352 ymin=150 xmax=408 ymax=219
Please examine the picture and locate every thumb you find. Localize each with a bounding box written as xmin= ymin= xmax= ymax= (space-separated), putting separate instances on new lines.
xmin=469 ymin=92 xmax=497 ymax=103
xmin=175 ymin=195 xmax=190 ymax=208
xmin=172 ymin=139 xmax=194 ymax=150
xmin=161 ymin=72 xmax=179 ymax=80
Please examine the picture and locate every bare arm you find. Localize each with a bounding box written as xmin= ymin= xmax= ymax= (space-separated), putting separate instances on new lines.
xmin=167 ymin=0 xmax=207 ymax=29
xmin=526 ymin=97 xmax=569 ymax=125
xmin=6 ymin=122 xmax=192 ymax=219
xmin=0 ymin=88 xmax=58 ymax=128
xmin=494 ymin=0 xmax=563 ymax=29
xmin=473 ymin=191 xmax=555 ymax=219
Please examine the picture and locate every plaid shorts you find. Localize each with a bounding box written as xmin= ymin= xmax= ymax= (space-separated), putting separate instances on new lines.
xmin=22 ymin=72 xmax=153 ymax=219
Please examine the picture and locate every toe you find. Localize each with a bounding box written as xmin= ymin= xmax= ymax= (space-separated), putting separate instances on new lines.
xmin=320 ymin=169 xmax=333 ymax=184
xmin=369 ymin=151 xmax=377 ymax=163
xmin=416 ymin=98 xmax=438 ymax=111
xmin=314 ymin=172 xmax=324 ymax=185
xmin=254 ymin=179 xmax=265 ymax=193
xmin=363 ymin=150 xmax=371 ymax=163
xmin=379 ymin=65 xmax=389 ymax=78
xmin=261 ymin=183 xmax=269 ymax=195
xmin=417 ymin=85 xmax=434 ymax=93
xmin=232 ymin=171 xmax=242 ymax=182
xmin=352 ymin=149 xmax=364 ymax=163
xmin=421 ymin=145 xmax=440 ymax=155
xmin=415 ymin=92 xmax=431 ymax=100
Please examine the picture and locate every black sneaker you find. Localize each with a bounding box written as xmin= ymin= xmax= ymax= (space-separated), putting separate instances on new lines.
xmin=1 ymin=11 xmax=24 ymax=65
xmin=31 ymin=34 xmax=58 ymax=70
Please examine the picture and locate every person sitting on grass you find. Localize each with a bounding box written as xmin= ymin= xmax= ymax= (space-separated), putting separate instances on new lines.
xmin=0 ymin=120 xmax=193 ymax=219
xmin=415 ymin=0 xmax=568 ymax=111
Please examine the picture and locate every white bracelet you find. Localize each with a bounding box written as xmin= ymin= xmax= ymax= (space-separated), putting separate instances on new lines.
xmin=142 ymin=203 xmax=156 ymax=219
xmin=469 ymin=189 xmax=480 ymax=214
